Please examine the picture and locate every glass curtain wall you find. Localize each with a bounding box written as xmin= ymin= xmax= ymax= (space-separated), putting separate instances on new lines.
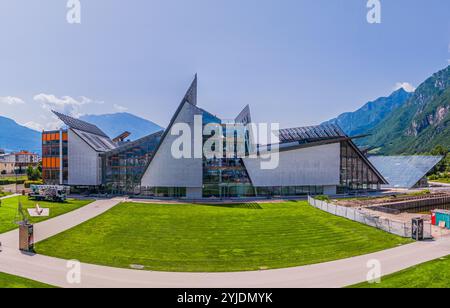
xmin=202 ymin=115 xmax=255 ymax=198
xmin=339 ymin=141 xmax=382 ymax=192
xmin=101 ymin=132 xmax=162 ymax=195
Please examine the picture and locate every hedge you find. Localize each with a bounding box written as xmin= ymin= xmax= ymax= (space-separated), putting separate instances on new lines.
xmin=0 ymin=178 xmax=26 ymax=186
xmin=24 ymin=180 xmax=44 ymax=188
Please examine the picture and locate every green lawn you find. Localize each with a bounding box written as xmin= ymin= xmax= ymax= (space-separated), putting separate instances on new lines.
xmin=36 ymin=201 xmax=412 ymax=272
xmin=351 ymin=256 xmax=450 ymax=288
xmin=0 ymin=272 xmax=54 ymax=288
xmin=432 ymin=178 xmax=450 ymax=184
xmin=0 ymin=196 xmax=93 ymax=234
xmin=0 ymin=191 xmax=12 ymax=198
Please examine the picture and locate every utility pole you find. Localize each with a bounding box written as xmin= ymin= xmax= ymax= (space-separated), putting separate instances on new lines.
xmin=14 ymin=158 xmax=18 ymax=194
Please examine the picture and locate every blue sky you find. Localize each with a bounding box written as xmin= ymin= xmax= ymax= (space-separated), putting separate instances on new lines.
xmin=0 ymin=0 xmax=449 ymax=131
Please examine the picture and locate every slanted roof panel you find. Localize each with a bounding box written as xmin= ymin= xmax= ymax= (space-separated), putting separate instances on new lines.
xmin=368 ymin=156 xmax=443 ymax=189
xmin=278 ymin=124 xmax=346 ymax=144
xmin=53 ymin=111 xmax=109 ymax=138
xmin=72 ymin=129 xmax=116 ymax=152
xmin=102 ymin=130 xmax=164 ymax=157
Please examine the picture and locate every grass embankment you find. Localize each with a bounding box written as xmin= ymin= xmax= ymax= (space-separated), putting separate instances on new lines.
xmin=431 ymin=178 xmax=450 ymax=184
xmin=351 ymin=256 xmax=450 ymax=288
xmin=0 ymin=272 xmax=54 ymax=288
xmin=36 ymin=201 xmax=411 ymax=272
xmin=0 ymin=196 xmax=93 ymax=234
xmin=0 ymin=191 xmax=12 ymax=198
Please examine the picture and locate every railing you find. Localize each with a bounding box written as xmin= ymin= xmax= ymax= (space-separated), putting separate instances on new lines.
xmin=307 ymin=196 xmax=432 ymax=240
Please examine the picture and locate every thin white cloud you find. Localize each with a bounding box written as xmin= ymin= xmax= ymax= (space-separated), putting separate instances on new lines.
xmin=0 ymin=96 xmax=25 ymax=105
xmin=393 ymin=82 xmax=416 ymax=93
xmin=113 ymin=103 xmax=128 ymax=112
xmin=23 ymin=121 xmax=44 ymax=131
xmin=33 ymin=94 xmax=103 ymax=118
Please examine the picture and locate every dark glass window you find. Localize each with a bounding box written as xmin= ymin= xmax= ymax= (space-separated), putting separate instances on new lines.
xmin=340 ymin=141 xmax=382 ymax=191
xmin=101 ymin=132 xmax=162 ymax=195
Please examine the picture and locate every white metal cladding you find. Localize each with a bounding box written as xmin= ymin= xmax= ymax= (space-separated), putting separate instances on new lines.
xmin=243 ymin=143 xmax=341 ymax=187
xmin=141 ymin=102 xmax=204 ymax=188
xmin=68 ymin=129 xmax=102 ymax=186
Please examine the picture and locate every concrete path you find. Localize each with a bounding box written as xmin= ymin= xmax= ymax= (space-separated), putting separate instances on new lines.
xmin=1 ymin=197 xmax=450 ymax=288
xmin=0 ymin=193 xmax=20 ymax=200
xmin=0 ymin=184 xmax=24 ymax=194
xmin=430 ymin=181 xmax=450 ymax=187
xmin=1 ymin=237 xmax=450 ymax=288
xmin=0 ymin=198 xmax=125 ymax=249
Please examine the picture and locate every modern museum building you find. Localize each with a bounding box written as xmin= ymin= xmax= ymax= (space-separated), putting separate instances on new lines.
xmin=42 ymin=77 xmax=389 ymax=199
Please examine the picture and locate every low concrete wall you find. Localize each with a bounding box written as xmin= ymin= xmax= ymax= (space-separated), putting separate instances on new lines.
xmin=372 ymin=194 xmax=450 ymax=213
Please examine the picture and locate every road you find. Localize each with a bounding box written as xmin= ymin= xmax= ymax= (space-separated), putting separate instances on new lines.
xmin=1 ymin=197 xmax=450 ymax=288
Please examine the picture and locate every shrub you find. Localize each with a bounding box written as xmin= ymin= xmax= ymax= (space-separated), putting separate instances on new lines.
xmin=315 ymin=195 xmax=330 ymax=202
xmin=0 ymin=178 xmax=26 ymax=185
xmin=26 ymin=166 xmax=42 ymax=181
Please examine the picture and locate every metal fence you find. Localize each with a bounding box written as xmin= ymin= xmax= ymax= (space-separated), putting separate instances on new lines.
xmin=308 ymin=196 xmax=432 ymax=239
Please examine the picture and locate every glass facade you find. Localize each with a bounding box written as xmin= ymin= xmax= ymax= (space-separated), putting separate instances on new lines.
xmin=339 ymin=141 xmax=383 ymax=192
xmin=202 ymin=115 xmax=256 ymax=198
xmin=42 ymin=115 xmax=385 ymax=198
xmin=101 ymin=132 xmax=162 ymax=195
xmin=140 ymin=187 xmax=186 ymax=198
xmin=255 ymin=186 xmax=324 ymax=197
xmin=368 ymin=155 xmax=443 ymax=189
xmin=42 ymin=130 xmax=68 ymax=185
xmin=203 ymin=157 xmax=255 ymax=198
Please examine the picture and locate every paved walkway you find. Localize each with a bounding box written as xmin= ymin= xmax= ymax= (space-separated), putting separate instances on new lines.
xmin=0 ymin=198 xmax=125 ymax=248
xmin=1 ymin=197 xmax=450 ymax=288
xmin=0 ymin=193 xmax=20 ymax=200
xmin=430 ymin=181 xmax=450 ymax=187
xmin=1 ymin=237 xmax=450 ymax=288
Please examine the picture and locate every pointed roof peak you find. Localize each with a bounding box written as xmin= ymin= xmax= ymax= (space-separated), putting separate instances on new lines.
xmin=235 ymin=104 xmax=252 ymax=124
xmin=182 ymin=74 xmax=198 ymax=106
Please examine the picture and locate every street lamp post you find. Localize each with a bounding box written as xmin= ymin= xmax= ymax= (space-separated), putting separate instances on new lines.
xmin=14 ymin=160 xmax=18 ymax=194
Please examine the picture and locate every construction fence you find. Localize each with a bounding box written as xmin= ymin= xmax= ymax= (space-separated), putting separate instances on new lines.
xmin=307 ymin=196 xmax=432 ymax=239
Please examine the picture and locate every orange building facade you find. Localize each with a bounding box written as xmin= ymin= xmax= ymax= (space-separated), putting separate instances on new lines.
xmin=42 ymin=130 xmax=68 ymax=184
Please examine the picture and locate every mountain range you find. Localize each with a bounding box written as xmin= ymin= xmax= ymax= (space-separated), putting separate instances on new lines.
xmin=0 ymin=116 xmax=41 ymax=153
xmin=2 ymin=66 xmax=449 ymax=156
xmin=323 ymin=88 xmax=413 ymax=137
xmin=0 ymin=113 xmax=164 ymax=155
xmin=80 ymin=113 xmax=163 ymax=141
xmin=326 ymin=65 xmax=450 ymax=155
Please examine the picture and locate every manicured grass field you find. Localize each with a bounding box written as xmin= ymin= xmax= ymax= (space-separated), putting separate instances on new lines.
xmin=0 ymin=272 xmax=54 ymax=288
xmin=0 ymin=196 xmax=93 ymax=234
xmin=351 ymin=256 xmax=450 ymax=288
xmin=36 ymin=201 xmax=412 ymax=272
xmin=433 ymin=178 xmax=450 ymax=184
xmin=0 ymin=191 xmax=12 ymax=198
